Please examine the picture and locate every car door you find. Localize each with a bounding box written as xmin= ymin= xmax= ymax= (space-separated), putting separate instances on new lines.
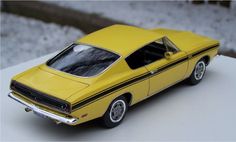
xmin=143 ymin=37 xmax=188 ymax=96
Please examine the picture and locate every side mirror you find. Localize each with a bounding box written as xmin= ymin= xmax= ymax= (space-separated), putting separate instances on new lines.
xmin=164 ymin=51 xmax=173 ymax=59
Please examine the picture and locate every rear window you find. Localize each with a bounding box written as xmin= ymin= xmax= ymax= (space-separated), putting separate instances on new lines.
xmin=47 ymin=44 xmax=120 ymax=77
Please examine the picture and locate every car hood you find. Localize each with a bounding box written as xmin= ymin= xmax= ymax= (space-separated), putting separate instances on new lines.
xmin=168 ymin=31 xmax=214 ymax=52
xmin=151 ymin=28 xmax=218 ymax=52
xmin=15 ymin=67 xmax=89 ymax=100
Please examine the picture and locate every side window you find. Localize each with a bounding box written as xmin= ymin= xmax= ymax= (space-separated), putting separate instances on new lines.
xmin=125 ymin=42 xmax=168 ymax=69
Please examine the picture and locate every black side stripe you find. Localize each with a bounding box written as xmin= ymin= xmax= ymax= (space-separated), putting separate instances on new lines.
xmin=192 ymin=44 xmax=219 ymax=57
xmin=155 ymin=57 xmax=188 ymax=75
xmin=72 ymin=44 xmax=219 ymax=111
xmin=72 ymin=72 xmax=151 ymax=110
xmin=72 ymin=72 xmax=149 ymax=105
xmin=72 ymin=57 xmax=188 ymax=110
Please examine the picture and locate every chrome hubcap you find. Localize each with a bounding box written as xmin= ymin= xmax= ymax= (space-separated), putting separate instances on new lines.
xmin=194 ymin=61 xmax=206 ymax=80
xmin=109 ymin=100 xmax=126 ymax=123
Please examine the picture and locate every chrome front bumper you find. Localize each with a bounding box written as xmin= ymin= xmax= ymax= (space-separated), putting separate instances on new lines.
xmin=8 ymin=92 xmax=78 ymax=125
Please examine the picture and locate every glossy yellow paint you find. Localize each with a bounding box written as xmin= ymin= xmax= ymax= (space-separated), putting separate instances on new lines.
xmin=77 ymin=25 xmax=163 ymax=56
xmin=11 ymin=25 xmax=219 ymax=125
xmin=145 ymin=51 xmax=188 ymax=96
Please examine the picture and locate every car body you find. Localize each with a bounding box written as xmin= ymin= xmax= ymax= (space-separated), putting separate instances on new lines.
xmin=9 ymin=25 xmax=219 ymax=127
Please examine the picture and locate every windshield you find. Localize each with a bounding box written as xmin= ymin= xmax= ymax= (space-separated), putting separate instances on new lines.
xmin=47 ymin=44 xmax=120 ymax=77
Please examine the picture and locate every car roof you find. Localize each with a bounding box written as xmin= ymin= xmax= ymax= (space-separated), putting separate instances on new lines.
xmin=77 ymin=25 xmax=163 ymax=57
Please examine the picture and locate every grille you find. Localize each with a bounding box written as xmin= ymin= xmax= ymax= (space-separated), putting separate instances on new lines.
xmin=10 ymin=81 xmax=71 ymax=113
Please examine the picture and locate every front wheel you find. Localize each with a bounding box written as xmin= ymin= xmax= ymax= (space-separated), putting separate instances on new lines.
xmin=187 ymin=59 xmax=206 ymax=85
xmin=102 ymin=96 xmax=127 ymax=128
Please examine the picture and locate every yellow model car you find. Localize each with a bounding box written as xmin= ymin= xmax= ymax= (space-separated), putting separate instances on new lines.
xmin=9 ymin=25 xmax=219 ymax=128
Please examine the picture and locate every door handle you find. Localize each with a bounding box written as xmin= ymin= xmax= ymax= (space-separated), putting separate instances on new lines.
xmin=150 ymin=69 xmax=159 ymax=74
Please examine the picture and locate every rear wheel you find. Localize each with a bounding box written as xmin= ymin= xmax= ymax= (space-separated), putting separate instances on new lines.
xmin=187 ymin=59 xmax=206 ymax=85
xmin=102 ymin=96 xmax=127 ymax=128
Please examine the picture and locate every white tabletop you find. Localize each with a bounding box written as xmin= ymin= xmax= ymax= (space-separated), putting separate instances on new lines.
xmin=1 ymin=54 xmax=236 ymax=141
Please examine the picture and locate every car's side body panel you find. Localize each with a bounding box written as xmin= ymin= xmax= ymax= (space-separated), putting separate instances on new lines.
xmin=151 ymin=28 xmax=219 ymax=78
xmin=145 ymin=51 xmax=188 ymax=96
xmin=185 ymin=45 xmax=218 ymax=78
xmin=70 ymin=76 xmax=150 ymax=125
xmin=68 ymin=47 xmax=218 ymax=126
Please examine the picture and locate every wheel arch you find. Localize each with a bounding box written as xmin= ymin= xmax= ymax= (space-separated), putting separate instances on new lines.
xmin=121 ymin=92 xmax=133 ymax=106
xmin=201 ymin=55 xmax=210 ymax=66
xmin=102 ymin=92 xmax=133 ymax=117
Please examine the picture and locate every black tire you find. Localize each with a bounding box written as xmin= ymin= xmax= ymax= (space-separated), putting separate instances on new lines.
xmin=102 ymin=96 xmax=128 ymax=128
xmin=187 ymin=59 xmax=206 ymax=85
